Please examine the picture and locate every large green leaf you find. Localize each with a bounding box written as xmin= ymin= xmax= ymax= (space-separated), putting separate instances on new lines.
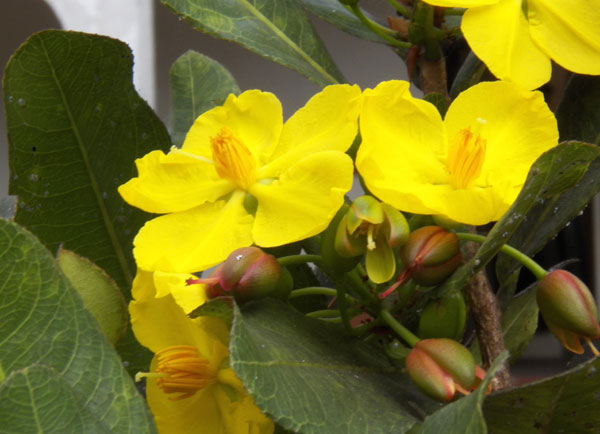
xmin=438 ymin=142 xmax=600 ymax=299
xmin=556 ymin=75 xmax=600 ymax=144
xmin=418 ymin=352 xmax=508 ymax=434
xmin=230 ymin=298 xmax=439 ymax=434
xmin=161 ymin=0 xmax=345 ymax=87
xmin=0 ymin=366 xmax=112 ymax=434
xmin=169 ymin=50 xmax=240 ymax=146
xmin=294 ymin=0 xmax=386 ymax=43
xmin=0 ymin=219 xmax=156 ymax=433
xmin=3 ymin=29 xmax=167 ymax=374
xmin=484 ymin=357 xmax=600 ymax=433
xmin=4 ymin=30 xmax=170 ymax=295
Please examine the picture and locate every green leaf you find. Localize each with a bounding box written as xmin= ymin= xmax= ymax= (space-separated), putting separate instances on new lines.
xmin=0 ymin=365 xmax=112 ymax=434
xmin=169 ymin=50 xmax=240 ymax=147
xmin=3 ymin=30 xmax=169 ymax=374
xmin=57 ymin=248 xmax=128 ymax=346
xmin=418 ymin=351 xmax=509 ymax=434
xmin=188 ymin=297 xmax=233 ymax=326
xmin=160 ymin=0 xmax=345 ymax=87
xmin=471 ymin=286 xmax=538 ymax=365
xmin=438 ymin=142 xmax=600 ymax=299
xmin=230 ymin=298 xmax=440 ymax=434
xmin=556 ymin=75 xmax=600 ymax=144
xmin=423 ymin=92 xmax=449 ymax=117
xmin=294 ymin=0 xmax=386 ymax=43
xmin=0 ymin=219 xmax=156 ymax=433
xmin=484 ymin=357 xmax=600 ymax=433
xmin=494 ymin=142 xmax=600 ymax=304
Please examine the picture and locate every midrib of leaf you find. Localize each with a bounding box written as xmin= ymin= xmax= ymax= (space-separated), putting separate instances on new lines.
xmin=238 ymin=0 xmax=340 ymax=86
xmin=39 ymin=37 xmax=133 ymax=287
xmin=234 ymin=359 xmax=395 ymax=373
xmin=186 ymin=56 xmax=198 ymax=121
xmin=24 ymin=372 xmax=43 ymax=433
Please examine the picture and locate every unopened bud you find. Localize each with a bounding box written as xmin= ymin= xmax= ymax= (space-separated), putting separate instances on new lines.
xmin=400 ymin=226 xmax=461 ymax=286
xmin=537 ymin=270 xmax=600 ymax=354
xmin=208 ymin=247 xmax=285 ymax=303
xmin=405 ymin=338 xmax=475 ymax=402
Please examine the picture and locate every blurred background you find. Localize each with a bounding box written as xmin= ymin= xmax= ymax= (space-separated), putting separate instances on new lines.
xmin=1 ymin=0 xmax=597 ymax=383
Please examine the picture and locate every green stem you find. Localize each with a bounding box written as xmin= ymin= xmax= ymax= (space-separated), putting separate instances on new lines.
xmin=347 ymin=4 xmax=411 ymax=48
xmin=386 ymin=0 xmax=411 ymax=17
xmin=335 ymin=278 xmax=355 ymax=334
xmin=347 ymin=268 xmax=379 ymax=305
xmin=380 ymin=309 xmax=420 ymax=347
xmin=277 ymin=254 xmax=322 ymax=267
xmin=306 ymin=309 xmax=341 ymax=319
xmin=456 ymin=232 xmax=548 ymax=280
xmin=289 ymin=287 xmax=358 ymax=303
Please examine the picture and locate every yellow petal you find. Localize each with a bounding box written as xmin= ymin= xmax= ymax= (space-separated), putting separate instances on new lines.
xmin=356 ymin=80 xmax=448 ymax=215
xmin=118 ymin=150 xmax=233 ymax=214
xmin=527 ymin=0 xmax=600 ymax=75
xmin=462 ymin=0 xmax=551 ymax=89
xmin=444 ymin=80 xmax=557 ymax=192
xmin=420 ymin=0 xmax=497 ymax=6
xmin=133 ymin=191 xmax=254 ymax=273
xmin=259 ymin=84 xmax=361 ymax=178
xmin=153 ymin=270 xmax=208 ymax=314
xmin=250 ymin=151 xmax=353 ymax=247
xmin=129 ymin=272 xmax=229 ymax=355
xmin=183 ymin=90 xmax=282 ymax=164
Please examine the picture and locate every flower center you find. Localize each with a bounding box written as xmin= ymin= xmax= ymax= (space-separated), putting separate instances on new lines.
xmin=210 ymin=128 xmax=256 ymax=190
xmin=446 ymin=127 xmax=487 ymax=189
xmin=136 ymin=345 xmax=217 ymax=400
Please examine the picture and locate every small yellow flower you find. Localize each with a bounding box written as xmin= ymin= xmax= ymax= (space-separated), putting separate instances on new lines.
xmin=421 ymin=0 xmax=600 ymax=90
xmin=119 ymin=85 xmax=360 ymax=273
xmin=130 ymin=271 xmax=273 ymax=434
xmin=356 ymin=80 xmax=557 ymax=225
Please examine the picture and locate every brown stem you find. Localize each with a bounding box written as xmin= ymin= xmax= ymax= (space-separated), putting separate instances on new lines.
xmin=418 ymin=55 xmax=449 ymax=99
xmin=464 ymin=237 xmax=511 ymax=390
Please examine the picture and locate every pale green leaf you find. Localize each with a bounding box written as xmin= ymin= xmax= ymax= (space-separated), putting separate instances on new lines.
xmin=57 ymin=248 xmax=128 ymax=346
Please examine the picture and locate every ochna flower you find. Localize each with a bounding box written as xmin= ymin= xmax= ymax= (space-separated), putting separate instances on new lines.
xmin=356 ymin=80 xmax=557 ymax=225
xmin=421 ymin=0 xmax=600 ymax=90
xmin=130 ymin=270 xmax=274 ymax=434
xmin=120 ymin=85 xmax=360 ymax=273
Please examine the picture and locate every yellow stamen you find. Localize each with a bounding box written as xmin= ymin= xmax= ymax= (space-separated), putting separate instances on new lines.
xmin=136 ymin=345 xmax=217 ymax=400
xmin=210 ymin=128 xmax=256 ymax=190
xmin=586 ymin=338 xmax=600 ymax=357
xmin=366 ymin=225 xmax=376 ymax=251
xmin=446 ymin=127 xmax=487 ymax=189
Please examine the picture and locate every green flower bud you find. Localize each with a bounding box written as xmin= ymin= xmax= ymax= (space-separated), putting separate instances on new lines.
xmin=400 ymin=226 xmax=461 ymax=286
xmin=211 ymin=247 xmax=283 ymax=303
xmin=537 ymin=270 xmax=600 ymax=354
xmin=418 ymin=291 xmax=467 ymax=340
xmin=320 ymin=204 xmax=362 ymax=274
xmin=405 ymin=338 xmax=475 ymax=402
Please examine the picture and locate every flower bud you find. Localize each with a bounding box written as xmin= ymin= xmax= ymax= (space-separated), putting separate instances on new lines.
xmin=405 ymin=338 xmax=475 ymax=402
xmin=418 ymin=291 xmax=467 ymax=340
xmin=209 ymin=247 xmax=284 ymax=303
xmin=400 ymin=226 xmax=461 ymax=286
xmin=536 ymin=270 xmax=600 ymax=354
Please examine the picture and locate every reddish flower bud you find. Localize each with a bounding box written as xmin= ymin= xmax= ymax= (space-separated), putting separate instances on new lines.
xmin=202 ymin=247 xmax=288 ymax=303
xmin=405 ymin=338 xmax=475 ymax=402
xmin=400 ymin=226 xmax=461 ymax=286
xmin=537 ymin=270 xmax=600 ymax=354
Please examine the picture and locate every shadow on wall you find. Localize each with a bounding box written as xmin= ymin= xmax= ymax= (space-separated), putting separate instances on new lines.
xmin=1 ymin=0 xmax=61 ymax=196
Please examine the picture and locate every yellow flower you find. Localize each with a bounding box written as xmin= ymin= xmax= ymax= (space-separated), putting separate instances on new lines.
xmin=119 ymin=85 xmax=360 ymax=273
xmin=130 ymin=270 xmax=274 ymax=434
xmin=421 ymin=0 xmax=600 ymax=90
xmin=356 ymin=80 xmax=557 ymax=225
